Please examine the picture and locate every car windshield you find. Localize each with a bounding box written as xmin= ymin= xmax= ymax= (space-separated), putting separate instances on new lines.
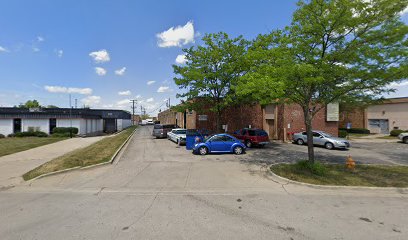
xmin=320 ymin=132 xmax=333 ymax=138
xmin=174 ymin=130 xmax=186 ymax=134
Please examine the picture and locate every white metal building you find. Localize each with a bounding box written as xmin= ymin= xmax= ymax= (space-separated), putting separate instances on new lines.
xmin=0 ymin=108 xmax=132 ymax=136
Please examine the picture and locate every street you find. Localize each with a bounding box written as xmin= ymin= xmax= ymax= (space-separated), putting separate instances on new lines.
xmin=0 ymin=126 xmax=407 ymax=240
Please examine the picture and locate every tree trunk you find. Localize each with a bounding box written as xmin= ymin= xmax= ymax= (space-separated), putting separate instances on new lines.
xmin=303 ymin=107 xmax=315 ymax=164
xmin=215 ymin=110 xmax=223 ymax=133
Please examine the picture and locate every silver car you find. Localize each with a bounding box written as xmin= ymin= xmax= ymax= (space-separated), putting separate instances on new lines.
xmin=293 ymin=130 xmax=350 ymax=150
xmin=399 ymin=132 xmax=408 ymax=144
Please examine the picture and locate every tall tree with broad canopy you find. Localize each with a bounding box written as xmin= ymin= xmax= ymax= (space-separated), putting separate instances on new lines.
xmin=173 ymin=32 xmax=249 ymax=132
xmin=237 ymin=0 xmax=408 ymax=163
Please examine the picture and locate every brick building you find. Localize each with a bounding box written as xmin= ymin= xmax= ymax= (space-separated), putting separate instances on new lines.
xmin=158 ymin=102 xmax=339 ymax=141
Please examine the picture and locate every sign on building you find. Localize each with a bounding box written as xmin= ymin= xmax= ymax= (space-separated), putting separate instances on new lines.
xmin=198 ymin=115 xmax=208 ymax=121
xmin=326 ymin=102 xmax=339 ymax=121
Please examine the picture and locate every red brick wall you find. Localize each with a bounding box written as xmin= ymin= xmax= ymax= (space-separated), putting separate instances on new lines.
xmin=195 ymin=103 xmax=263 ymax=133
xmin=191 ymin=102 xmax=338 ymax=139
xmin=281 ymin=104 xmax=338 ymax=138
xmin=339 ymin=108 xmax=365 ymax=129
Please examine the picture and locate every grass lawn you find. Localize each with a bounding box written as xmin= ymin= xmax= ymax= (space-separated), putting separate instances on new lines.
xmin=376 ymin=135 xmax=398 ymax=139
xmin=271 ymin=162 xmax=408 ymax=187
xmin=23 ymin=126 xmax=136 ymax=181
xmin=0 ymin=137 xmax=66 ymax=157
xmin=347 ymin=133 xmax=372 ymax=138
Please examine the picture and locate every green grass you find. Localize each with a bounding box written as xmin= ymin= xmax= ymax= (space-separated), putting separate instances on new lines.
xmin=23 ymin=126 xmax=136 ymax=180
xmin=376 ymin=135 xmax=398 ymax=139
xmin=347 ymin=133 xmax=372 ymax=138
xmin=271 ymin=162 xmax=408 ymax=187
xmin=0 ymin=137 xmax=66 ymax=157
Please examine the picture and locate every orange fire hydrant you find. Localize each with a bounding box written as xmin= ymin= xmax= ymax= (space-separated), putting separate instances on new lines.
xmin=345 ymin=155 xmax=356 ymax=171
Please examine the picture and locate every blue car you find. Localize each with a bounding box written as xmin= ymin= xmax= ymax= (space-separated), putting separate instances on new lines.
xmin=192 ymin=133 xmax=246 ymax=155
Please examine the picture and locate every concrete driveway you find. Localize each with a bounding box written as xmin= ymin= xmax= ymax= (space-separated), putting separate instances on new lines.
xmin=0 ymin=126 xmax=407 ymax=240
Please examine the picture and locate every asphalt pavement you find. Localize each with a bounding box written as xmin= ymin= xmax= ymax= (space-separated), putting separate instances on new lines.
xmin=0 ymin=126 xmax=407 ymax=240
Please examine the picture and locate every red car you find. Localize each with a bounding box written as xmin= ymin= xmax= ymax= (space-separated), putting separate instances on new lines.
xmin=232 ymin=128 xmax=270 ymax=148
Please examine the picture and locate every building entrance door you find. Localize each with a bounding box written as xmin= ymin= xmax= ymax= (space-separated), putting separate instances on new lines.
xmin=13 ymin=119 xmax=22 ymax=133
xmin=266 ymin=119 xmax=275 ymax=139
xmin=379 ymin=119 xmax=389 ymax=134
xmin=49 ymin=118 xmax=57 ymax=134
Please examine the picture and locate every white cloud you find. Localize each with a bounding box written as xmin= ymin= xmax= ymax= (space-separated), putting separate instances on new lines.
xmin=118 ymin=90 xmax=131 ymax=96
xmin=32 ymin=47 xmax=40 ymax=52
xmin=401 ymin=6 xmax=408 ymax=15
xmin=175 ymin=54 xmax=187 ymax=64
xmin=116 ymin=99 xmax=130 ymax=107
xmin=95 ymin=67 xmax=107 ymax=76
xmin=135 ymin=94 xmax=142 ymax=99
xmin=389 ymin=80 xmax=408 ymax=88
xmin=0 ymin=46 xmax=8 ymax=52
xmin=37 ymin=36 xmax=45 ymax=42
xmin=147 ymin=80 xmax=156 ymax=85
xmin=81 ymin=96 xmax=101 ymax=106
xmin=89 ymin=49 xmax=110 ymax=63
xmin=156 ymin=21 xmax=195 ymax=47
xmin=115 ymin=67 xmax=126 ymax=76
xmin=44 ymin=85 xmax=93 ymax=95
xmin=55 ymin=49 xmax=63 ymax=58
xmin=146 ymin=97 xmax=154 ymax=103
xmin=157 ymin=86 xmax=172 ymax=93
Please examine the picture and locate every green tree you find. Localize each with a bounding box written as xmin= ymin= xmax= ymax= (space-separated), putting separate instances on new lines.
xmin=238 ymin=0 xmax=408 ymax=163
xmin=173 ymin=32 xmax=249 ymax=132
xmin=17 ymin=100 xmax=41 ymax=108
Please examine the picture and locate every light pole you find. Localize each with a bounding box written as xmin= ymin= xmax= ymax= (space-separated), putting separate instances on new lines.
xmin=69 ymin=94 xmax=73 ymax=138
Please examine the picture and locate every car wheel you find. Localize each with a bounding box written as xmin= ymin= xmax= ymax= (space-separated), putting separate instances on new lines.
xmin=245 ymin=140 xmax=252 ymax=148
xmin=296 ymin=139 xmax=304 ymax=145
xmin=325 ymin=142 xmax=334 ymax=150
xmin=198 ymin=146 xmax=208 ymax=155
xmin=234 ymin=146 xmax=244 ymax=155
xmin=403 ymin=137 xmax=408 ymax=144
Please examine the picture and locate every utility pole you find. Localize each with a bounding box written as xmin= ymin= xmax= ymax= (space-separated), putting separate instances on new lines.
xmin=75 ymin=99 xmax=77 ymax=109
xmin=130 ymin=99 xmax=137 ymax=125
xmin=69 ymin=94 xmax=73 ymax=138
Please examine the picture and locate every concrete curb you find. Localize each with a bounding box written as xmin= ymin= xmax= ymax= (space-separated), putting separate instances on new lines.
xmin=268 ymin=163 xmax=408 ymax=191
xmin=26 ymin=127 xmax=137 ymax=183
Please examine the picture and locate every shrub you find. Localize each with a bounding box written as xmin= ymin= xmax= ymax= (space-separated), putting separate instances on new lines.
xmin=14 ymin=131 xmax=48 ymax=137
xmin=7 ymin=134 xmax=15 ymax=137
xmin=52 ymin=127 xmax=79 ymax=134
xmin=295 ymin=160 xmax=327 ymax=176
xmin=51 ymin=132 xmax=71 ymax=138
xmin=338 ymin=130 xmax=348 ymax=138
xmin=339 ymin=128 xmax=370 ymax=134
xmin=390 ymin=129 xmax=406 ymax=137
xmin=0 ymin=134 xmax=5 ymax=138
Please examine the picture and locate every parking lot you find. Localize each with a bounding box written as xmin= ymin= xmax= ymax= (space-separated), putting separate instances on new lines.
xmin=240 ymin=140 xmax=408 ymax=166
xmin=159 ymin=126 xmax=408 ymax=166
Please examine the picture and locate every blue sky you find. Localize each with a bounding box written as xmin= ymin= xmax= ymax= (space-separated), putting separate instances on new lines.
xmin=0 ymin=0 xmax=407 ymax=115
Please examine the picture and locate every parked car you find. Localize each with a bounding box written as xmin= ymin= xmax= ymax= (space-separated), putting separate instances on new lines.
xmin=146 ymin=119 xmax=154 ymax=125
xmin=399 ymin=132 xmax=408 ymax=144
xmin=233 ymin=128 xmax=270 ymax=148
xmin=167 ymin=128 xmax=187 ymax=145
xmin=293 ymin=130 xmax=350 ymax=150
xmin=152 ymin=124 xmax=178 ymax=138
xmin=193 ymin=133 xmax=246 ymax=155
